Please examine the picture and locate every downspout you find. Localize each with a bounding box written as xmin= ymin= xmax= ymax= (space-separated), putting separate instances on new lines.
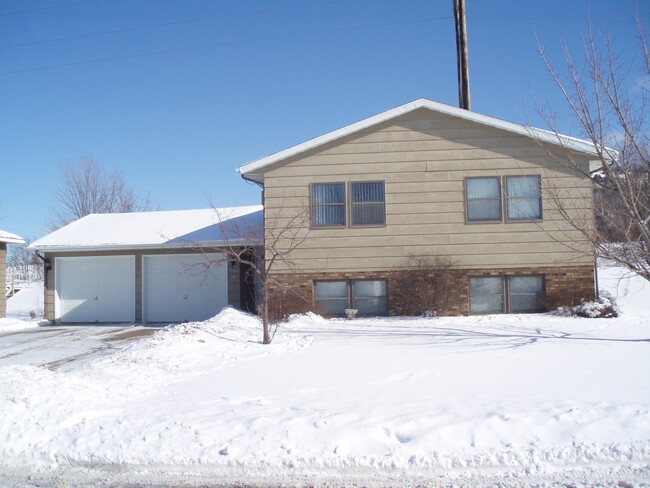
xmin=239 ymin=172 xmax=265 ymax=315
xmin=591 ymin=186 xmax=600 ymax=300
xmin=34 ymin=251 xmax=51 ymax=271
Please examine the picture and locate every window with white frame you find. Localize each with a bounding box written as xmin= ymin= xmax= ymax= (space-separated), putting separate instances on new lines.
xmin=469 ymin=275 xmax=544 ymax=314
xmin=314 ymin=279 xmax=388 ymax=316
xmin=505 ymin=175 xmax=542 ymax=220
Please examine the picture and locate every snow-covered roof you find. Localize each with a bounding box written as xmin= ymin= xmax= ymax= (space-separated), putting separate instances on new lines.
xmin=237 ymin=98 xmax=602 ymax=183
xmin=29 ymin=206 xmax=263 ymax=252
xmin=0 ymin=229 xmax=24 ymax=244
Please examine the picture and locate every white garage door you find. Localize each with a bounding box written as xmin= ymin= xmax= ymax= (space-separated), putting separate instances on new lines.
xmin=143 ymin=253 xmax=228 ymax=323
xmin=56 ymin=256 xmax=135 ymax=323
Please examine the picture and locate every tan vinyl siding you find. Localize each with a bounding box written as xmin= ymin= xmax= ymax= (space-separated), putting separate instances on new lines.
xmin=261 ymin=108 xmax=595 ymax=273
xmin=43 ymin=248 xmax=240 ymax=322
xmin=0 ymin=244 xmax=6 ymax=317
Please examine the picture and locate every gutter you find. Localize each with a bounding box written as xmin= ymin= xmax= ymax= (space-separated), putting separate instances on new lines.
xmin=236 ymin=98 xmax=605 ymax=176
xmin=28 ymin=239 xmax=263 ymax=254
xmin=240 ymin=172 xmax=264 ymax=187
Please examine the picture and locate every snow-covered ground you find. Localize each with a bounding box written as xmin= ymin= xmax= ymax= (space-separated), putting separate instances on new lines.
xmin=0 ymin=267 xmax=648 ymax=487
xmin=4 ymin=281 xmax=44 ymax=322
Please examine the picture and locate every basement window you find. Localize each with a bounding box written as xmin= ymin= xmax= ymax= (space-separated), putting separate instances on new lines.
xmin=314 ymin=279 xmax=388 ymax=316
xmin=469 ymin=275 xmax=544 ymax=314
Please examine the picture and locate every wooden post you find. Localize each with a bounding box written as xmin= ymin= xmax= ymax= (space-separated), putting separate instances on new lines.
xmin=453 ymin=0 xmax=471 ymax=110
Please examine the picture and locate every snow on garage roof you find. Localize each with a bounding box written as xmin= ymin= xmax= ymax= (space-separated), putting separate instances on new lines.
xmin=0 ymin=229 xmax=24 ymax=244
xmin=29 ymin=206 xmax=263 ymax=252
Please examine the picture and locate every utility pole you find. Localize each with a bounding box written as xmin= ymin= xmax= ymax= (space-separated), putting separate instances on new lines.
xmin=453 ymin=0 xmax=471 ymax=110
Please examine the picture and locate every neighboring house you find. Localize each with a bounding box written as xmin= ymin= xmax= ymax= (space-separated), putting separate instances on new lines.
xmin=1 ymin=229 xmax=25 ymax=318
xmin=29 ymin=207 xmax=262 ymax=323
xmin=237 ymin=98 xmax=600 ymax=316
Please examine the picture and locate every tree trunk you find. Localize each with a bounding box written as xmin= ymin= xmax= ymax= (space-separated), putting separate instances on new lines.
xmin=262 ymin=298 xmax=271 ymax=344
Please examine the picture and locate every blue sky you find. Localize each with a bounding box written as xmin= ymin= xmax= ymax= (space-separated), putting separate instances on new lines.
xmin=0 ymin=0 xmax=647 ymax=240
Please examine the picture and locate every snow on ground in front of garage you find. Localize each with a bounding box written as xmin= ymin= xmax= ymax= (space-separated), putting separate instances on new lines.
xmin=0 ymin=317 xmax=40 ymax=333
xmin=0 ymin=280 xmax=44 ymax=332
xmin=0 ymin=267 xmax=649 ymax=487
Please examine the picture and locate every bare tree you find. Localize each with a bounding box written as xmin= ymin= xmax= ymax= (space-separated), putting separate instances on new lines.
xmin=48 ymin=156 xmax=149 ymax=229
xmin=536 ymin=16 xmax=650 ymax=282
xmin=7 ymin=238 xmax=43 ymax=280
xmin=193 ymin=206 xmax=311 ymax=345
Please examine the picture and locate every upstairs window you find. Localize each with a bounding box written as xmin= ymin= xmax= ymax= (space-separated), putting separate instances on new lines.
xmin=311 ymin=181 xmax=386 ymax=228
xmin=312 ymin=183 xmax=345 ymax=227
xmin=466 ymin=177 xmax=502 ymax=221
xmin=351 ymin=182 xmax=385 ymax=226
xmin=505 ymin=176 xmax=542 ymax=220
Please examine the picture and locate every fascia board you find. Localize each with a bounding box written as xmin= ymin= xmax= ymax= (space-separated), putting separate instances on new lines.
xmin=236 ymin=98 xmax=604 ymax=179
xmin=0 ymin=235 xmax=25 ymax=245
xmin=28 ymin=239 xmax=262 ymax=253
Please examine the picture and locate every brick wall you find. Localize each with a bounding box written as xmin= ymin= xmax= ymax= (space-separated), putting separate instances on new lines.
xmin=267 ymin=265 xmax=596 ymax=317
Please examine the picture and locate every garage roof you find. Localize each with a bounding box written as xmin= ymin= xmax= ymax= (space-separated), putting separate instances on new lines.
xmin=0 ymin=229 xmax=24 ymax=244
xmin=29 ymin=206 xmax=263 ymax=252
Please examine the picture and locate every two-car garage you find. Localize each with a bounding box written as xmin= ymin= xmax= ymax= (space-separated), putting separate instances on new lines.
xmin=55 ymin=253 xmax=228 ymax=324
xmin=29 ymin=206 xmax=264 ymax=324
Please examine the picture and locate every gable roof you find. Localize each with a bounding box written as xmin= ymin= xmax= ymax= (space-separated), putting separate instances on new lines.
xmin=237 ymin=98 xmax=601 ymax=183
xmin=29 ymin=206 xmax=263 ymax=252
xmin=0 ymin=230 xmax=24 ymax=245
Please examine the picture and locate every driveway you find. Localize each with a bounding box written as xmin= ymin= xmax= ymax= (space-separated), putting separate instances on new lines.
xmin=0 ymin=324 xmax=160 ymax=371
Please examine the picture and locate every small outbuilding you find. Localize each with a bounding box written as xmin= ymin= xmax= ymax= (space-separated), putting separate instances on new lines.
xmin=1 ymin=229 xmax=26 ymax=318
xmin=29 ymin=206 xmax=262 ymax=324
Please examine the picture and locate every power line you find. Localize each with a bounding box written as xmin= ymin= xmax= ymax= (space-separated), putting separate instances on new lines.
xmin=0 ymin=0 xmax=352 ymax=50
xmin=0 ymin=16 xmax=452 ymax=76
xmin=0 ymin=0 xmax=99 ymax=17
xmin=469 ymin=15 xmax=636 ymax=23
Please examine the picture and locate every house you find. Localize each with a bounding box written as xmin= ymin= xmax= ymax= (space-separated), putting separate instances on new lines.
xmin=1 ymin=229 xmax=25 ymax=318
xmin=237 ymin=98 xmax=599 ymax=316
xmin=28 ymin=207 xmax=262 ymax=323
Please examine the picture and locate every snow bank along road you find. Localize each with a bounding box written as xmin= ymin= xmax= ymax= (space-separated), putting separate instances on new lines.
xmin=0 ymin=269 xmax=649 ymax=487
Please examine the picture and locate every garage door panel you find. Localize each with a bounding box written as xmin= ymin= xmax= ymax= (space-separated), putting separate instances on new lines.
xmin=56 ymin=256 xmax=135 ymax=323
xmin=144 ymin=254 xmax=227 ymax=323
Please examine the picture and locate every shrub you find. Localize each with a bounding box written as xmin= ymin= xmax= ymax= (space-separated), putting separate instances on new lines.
xmin=553 ymin=293 xmax=619 ymax=318
xmin=265 ymin=287 xmax=312 ymax=324
xmin=392 ymin=255 xmax=461 ymax=316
